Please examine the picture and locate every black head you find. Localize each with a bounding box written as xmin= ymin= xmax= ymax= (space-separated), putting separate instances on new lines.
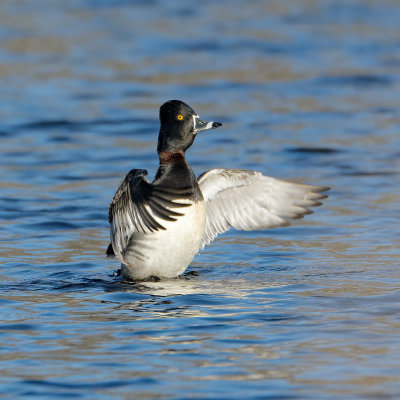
xmin=157 ymin=100 xmax=222 ymax=153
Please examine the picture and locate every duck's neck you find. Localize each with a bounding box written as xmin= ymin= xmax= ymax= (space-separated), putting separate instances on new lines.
xmin=154 ymin=150 xmax=203 ymax=202
xmin=154 ymin=150 xmax=194 ymax=188
xmin=158 ymin=150 xmax=185 ymax=164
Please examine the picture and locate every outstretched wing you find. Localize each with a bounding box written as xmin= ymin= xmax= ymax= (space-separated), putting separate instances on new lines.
xmin=108 ymin=169 xmax=191 ymax=256
xmin=198 ymin=168 xmax=329 ymax=249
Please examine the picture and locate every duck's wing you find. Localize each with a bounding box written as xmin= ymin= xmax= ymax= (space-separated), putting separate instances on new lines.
xmin=197 ymin=168 xmax=329 ymax=249
xmin=108 ymin=169 xmax=191 ymax=256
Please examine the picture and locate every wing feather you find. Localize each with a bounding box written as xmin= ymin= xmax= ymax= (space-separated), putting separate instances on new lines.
xmin=198 ymin=168 xmax=329 ymax=249
xmin=108 ymin=169 xmax=192 ymax=257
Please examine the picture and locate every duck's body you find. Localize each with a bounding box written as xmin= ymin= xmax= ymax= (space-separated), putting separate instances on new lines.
xmin=108 ymin=100 xmax=329 ymax=281
xmin=121 ymin=198 xmax=206 ymax=280
xmin=118 ymin=154 xmax=206 ymax=280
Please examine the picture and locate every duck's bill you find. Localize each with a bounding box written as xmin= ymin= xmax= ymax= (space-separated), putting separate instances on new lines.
xmin=193 ymin=116 xmax=222 ymax=133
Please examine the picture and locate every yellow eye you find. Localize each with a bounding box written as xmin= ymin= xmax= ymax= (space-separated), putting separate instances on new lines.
xmin=177 ymin=114 xmax=183 ymax=121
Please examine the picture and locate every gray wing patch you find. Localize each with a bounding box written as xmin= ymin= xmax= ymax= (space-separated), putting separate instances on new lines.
xmin=198 ymin=168 xmax=329 ymax=249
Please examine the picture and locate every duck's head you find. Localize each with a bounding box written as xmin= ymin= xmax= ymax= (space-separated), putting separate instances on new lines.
xmin=157 ymin=100 xmax=222 ymax=153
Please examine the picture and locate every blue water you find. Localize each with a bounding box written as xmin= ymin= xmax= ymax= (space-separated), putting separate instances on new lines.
xmin=1 ymin=1 xmax=400 ymax=399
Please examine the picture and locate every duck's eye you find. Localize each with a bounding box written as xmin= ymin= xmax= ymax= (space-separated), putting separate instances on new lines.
xmin=177 ymin=114 xmax=183 ymax=121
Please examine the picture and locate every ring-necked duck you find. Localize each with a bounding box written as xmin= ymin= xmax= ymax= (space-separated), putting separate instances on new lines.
xmin=107 ymin=100 xmax=329 ymax=280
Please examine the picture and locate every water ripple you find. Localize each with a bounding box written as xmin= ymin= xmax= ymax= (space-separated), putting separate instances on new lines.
xmin=1 ymin=1 xmax=400 ymax=399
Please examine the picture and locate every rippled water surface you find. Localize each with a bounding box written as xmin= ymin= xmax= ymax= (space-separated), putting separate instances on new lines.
xmin=1 ymin=1 xmax=400 ymax=398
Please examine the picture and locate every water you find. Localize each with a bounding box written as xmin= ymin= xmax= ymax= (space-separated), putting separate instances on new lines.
xmin=1 ymin=1 xmax=400 ymax=398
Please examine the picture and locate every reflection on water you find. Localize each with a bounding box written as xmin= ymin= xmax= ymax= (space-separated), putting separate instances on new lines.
xmin=1 ymin=0 xmax=400 ymax=399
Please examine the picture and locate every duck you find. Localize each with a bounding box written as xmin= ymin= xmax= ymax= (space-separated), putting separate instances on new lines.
xmin=107 ymin=100 xmax=329 ymax=280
